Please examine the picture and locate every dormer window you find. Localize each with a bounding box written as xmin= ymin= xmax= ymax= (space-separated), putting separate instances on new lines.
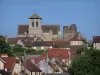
xmin=32 ymin=22 xmax=34 ymax=27
xmin=36 ymin=21 xmax=38 ymax=27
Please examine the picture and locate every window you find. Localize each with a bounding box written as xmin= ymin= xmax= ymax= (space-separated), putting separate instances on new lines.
xmin=36 ymin=21 xmax=38 ymax=27
xmin=32 ymin=22 xmax=34 ymax=27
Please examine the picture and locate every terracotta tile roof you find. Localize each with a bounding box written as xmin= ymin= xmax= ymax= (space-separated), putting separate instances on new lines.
xmin=40 ymin=48 xmax=69 ymax=59
xmin=24 ymin=59 xmax=42 ymax=72
xmin=18 ymin=24 xmax=60 ymax=35
xmin=1 ymin=57 xmax=16 ymax=72
xmin=29 ymin=13 xmax=42 ymax=19
xmin=93 ymin=36 xmax=100 ymax=43
xmin=7 ymin=38 xmax=19 ymax=44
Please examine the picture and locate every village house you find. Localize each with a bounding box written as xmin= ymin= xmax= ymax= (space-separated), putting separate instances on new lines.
xmin=93 ymin=36 xmax=100 ymax=49
xmin=0 ymin=54 xmax=21 ymax=75
xmin=5 ymin=31 xmax=83 ymax=50
xmin=24 ymin=48 xmax=71 ymax=74
xmin=21 ymin=58 xmax=42 ymax=75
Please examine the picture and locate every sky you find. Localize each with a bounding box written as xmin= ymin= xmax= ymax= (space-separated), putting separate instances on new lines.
xmin=0 ymin=0 xmax=100 ymax=40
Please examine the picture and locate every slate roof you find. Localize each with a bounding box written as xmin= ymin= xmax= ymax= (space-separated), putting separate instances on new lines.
xmin=7 ymin=38 xmax=19 ymax=44
xmin=93 ymin=36 xmax=100 ymax=43
xmin=42 ymin=25 xmax=60 ymax=35
xmin=18 ymin=24 xmax=60 ymax=35
xmin=18 ymin=25 xmax=29 ymax=34
xmin=29 ymin=13 xmax=42 ymax=19
xmin=24 ymin=59 xmax=42 ymax=72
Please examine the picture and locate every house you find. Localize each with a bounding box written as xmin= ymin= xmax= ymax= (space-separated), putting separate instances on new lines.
xmin=22 ymin=58 xmax=42 ymax=75
xmin=17 ymin=13 xmax=61 ymax=41
xmin=0 ymin=57 xmax=17 ymax=75
xmin=93 ymin=36 xmax=100 ymax=49
xmin=69 ymin=32 xmax=83 ymax=46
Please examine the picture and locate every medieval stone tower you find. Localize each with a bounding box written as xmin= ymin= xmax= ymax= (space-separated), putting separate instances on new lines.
xmin=28 ymin=13 xmax=42 ymax=37
xmin=63 ymin=24 xmax=77 ymax=40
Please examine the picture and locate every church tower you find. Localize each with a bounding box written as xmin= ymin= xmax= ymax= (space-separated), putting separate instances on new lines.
xmin=28 ymin=13 xmax=42 ymax=37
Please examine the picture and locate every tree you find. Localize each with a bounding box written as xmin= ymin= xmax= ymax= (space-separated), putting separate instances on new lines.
xmin=0 ymin=39 xmax=13 ymax=56
xmin=12 ymin=44 xmax=25 ymax=56
xmin=69 ymin=48 xmax=100 ymax=75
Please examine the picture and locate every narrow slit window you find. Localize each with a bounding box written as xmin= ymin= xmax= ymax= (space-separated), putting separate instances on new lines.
xmin=32 ymin=22 xmax=34 ymax=27
xmin=36 ymin=22 xmax=38 ymax=27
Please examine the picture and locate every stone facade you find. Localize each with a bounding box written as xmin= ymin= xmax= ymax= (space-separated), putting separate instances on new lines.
xmin=63 ymin=24 xmax=77 ymax=40
xmin=18 ymin=14 xmax=60 ymax=41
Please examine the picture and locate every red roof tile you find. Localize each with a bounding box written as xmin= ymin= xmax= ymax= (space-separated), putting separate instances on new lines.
xmin=1 ymin=57 xmax=16 ymax=72
xmin=40 ymin=48 xmax=69 ymax=59
xmin=24 ymin=59 xmax=42 ymax=72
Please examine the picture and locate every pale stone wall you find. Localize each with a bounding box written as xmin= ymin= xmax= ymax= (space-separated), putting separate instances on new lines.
xmin=18 ymin=35 xmax=26 ymax=37
xmin=94 ymin=43 xmax=100 ymax=49
xmin=31 ymin=46 xmax=50 ymax=50
xmin=17 ymin=40 xmax=24 ymax=47
xmin=70 ymin=41 xmax=83 ymax=46
xmin=32 ymin=72 xmax=42 ymax=75
xmin=29 ymin=19 xmax=42 ymax=35
xmin=64 ymin=33 xmax=76 ymax=41
xmin=0 ymin=61 xmax=4 ymax=70
xmin=26 ymin=69 xmax=31 ymax=75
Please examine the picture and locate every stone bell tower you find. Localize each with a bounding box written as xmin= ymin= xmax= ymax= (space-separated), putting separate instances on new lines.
xmin=28 ymin=13 xmax=42 ymax=37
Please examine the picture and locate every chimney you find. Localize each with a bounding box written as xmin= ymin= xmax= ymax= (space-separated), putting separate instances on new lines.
xmin=5 ymin=35 xmax=8 ymax=42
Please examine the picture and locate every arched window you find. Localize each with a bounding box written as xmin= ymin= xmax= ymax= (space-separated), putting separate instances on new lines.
xmin=32 ymin=22 xmax=34 ymax=27
xmin=36 ymin=21 xmax=38 ymax=27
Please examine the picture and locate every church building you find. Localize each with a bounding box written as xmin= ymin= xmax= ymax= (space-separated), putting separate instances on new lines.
xmin=17 ymin=13 xmax=61 ymax=41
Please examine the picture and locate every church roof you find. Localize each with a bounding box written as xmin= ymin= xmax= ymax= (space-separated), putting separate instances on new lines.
xmin=29 ymin=13 xmax=42 ymax=19
xmin=18 ymin=24 xmax=60 ymax=35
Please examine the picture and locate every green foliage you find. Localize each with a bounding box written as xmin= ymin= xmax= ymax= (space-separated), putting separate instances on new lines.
xmin=32 ymin=49 xmax=45 ymax=54
xmin=12 ymin=44 xmax=25 ymax=56
xmin=26 ymin=48 xmax=36 ymax=54
xmin=77 ymin=44 xmax=87 ymax=55
xmin=12 ymin=44 xmax=25 ymax=52
xmin=0 ymin=39 xmax=13 ymax=56
xmin=69 ymin=48 xmax=100 ymax=75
